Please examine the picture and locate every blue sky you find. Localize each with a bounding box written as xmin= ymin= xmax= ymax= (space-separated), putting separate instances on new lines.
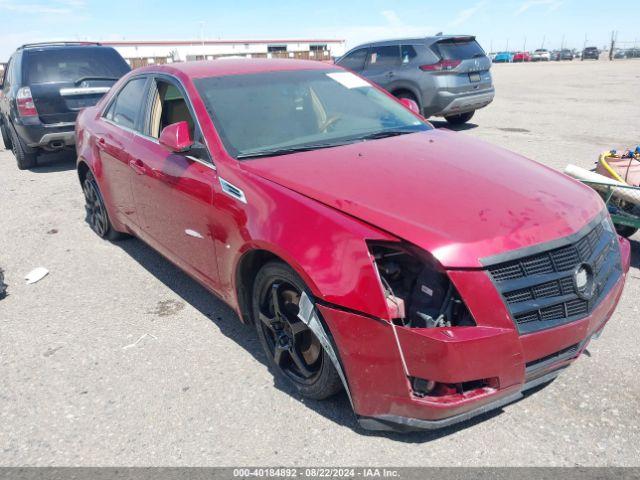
xmin=0 ymin=0 xmax=638 ymax=60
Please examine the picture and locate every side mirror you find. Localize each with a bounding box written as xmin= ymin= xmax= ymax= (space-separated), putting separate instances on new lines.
xmin=399 ymin=97 xmax=420 ymax=115
xmin=159 ymin=121 xmax=193 ymax=153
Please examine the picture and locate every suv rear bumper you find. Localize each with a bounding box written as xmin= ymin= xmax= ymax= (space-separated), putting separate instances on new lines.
xmin=432 ymin=89 xmax=495 ymax=117
xmin=14 ymin=121 xmax=76 ymax=151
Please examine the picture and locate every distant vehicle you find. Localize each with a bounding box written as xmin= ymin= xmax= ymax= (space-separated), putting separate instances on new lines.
xmin=613 ymin=49 xmax=627 ymax=59
xmin=559 ymin=49 xmax=574 ymax=61
xmin=336 ymin=35 xmax=494 ymax=125
xmin=512 ymin=51 xmax=531 ymax=62
xmin=581 ymin=47 xmax=599 ymax=60
xmin=625 ymin=48 xmax=640 ymax=58
xmin=493 ymin=51 xmax=513 ymax=63
xmin=531 ymin=49 xmax=551 ymax=61
xmin=0 ymin=42 xmax=130 ymax=169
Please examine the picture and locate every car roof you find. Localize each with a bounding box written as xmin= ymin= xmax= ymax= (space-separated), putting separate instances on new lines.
xmin=347 ymin=35 xmax=475 ymax=49
xmin=134 ymin=58 xmax=339 ymax=79
xmin=18 ymin=42 xmax=103 ymax=51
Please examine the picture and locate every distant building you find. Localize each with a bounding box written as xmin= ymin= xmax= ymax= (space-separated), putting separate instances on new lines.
xmin=103 ymin=39 xmax=346 ymax=68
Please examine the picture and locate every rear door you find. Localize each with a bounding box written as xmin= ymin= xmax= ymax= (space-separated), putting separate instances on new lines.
xmin=96 ymin=76 xmax=149 ymax=226
xmin=430 ymin=37 xmax=492 ymax=94
xmin=23 ymin=46 xmax=130 ymax=124
xmin=362 ymin=45 xmax=401 ymax=89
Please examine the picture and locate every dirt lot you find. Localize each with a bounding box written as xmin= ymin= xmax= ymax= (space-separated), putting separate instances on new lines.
xmin=0 ymin=59 xmax=639 ymax=467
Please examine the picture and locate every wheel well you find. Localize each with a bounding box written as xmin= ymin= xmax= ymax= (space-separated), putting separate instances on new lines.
xmin=77 ymin=160 xmax=90 ymax=186
xmin=235 ymin=249 xmax=281 ymax=324
xmin=392 ymin=88 xmax=418 ymax=103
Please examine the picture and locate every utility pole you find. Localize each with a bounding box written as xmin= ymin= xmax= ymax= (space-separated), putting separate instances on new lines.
xmin=541 ymin=35 xmax=546 ymax=49
xmin=561 ymin=34 xmax=565 ymax=50
xmin=609 ymin=30 xmax=616 ymax=60
xmin=506 ymin=38 xmax=509 ymax=51
xmin=523 ymin=36 xmax=527 ymax=52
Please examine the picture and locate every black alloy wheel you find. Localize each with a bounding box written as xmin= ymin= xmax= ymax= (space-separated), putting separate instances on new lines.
xmin=253 ymin=262 xmax=343 ymax=399
xmin=82 ymin=171 xmax=122 ymax=240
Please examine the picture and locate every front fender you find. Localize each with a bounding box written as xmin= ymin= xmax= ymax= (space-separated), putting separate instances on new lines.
xmin=216 ymin=168 xmax=396 ymax=320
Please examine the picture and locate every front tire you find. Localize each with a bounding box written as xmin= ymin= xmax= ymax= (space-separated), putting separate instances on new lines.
xmin=252 ymin=261 xmax=343 ymax=400
xmin=82 ymin=171 xmax=125 ymax=240
xmin=8 ymin=126 xmax=37 ymax=170
xmin=444 ymin=111 xmax=475 ymax=125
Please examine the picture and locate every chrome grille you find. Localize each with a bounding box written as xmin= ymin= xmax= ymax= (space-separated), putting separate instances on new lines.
xmin=486 ymin=215 xmax=622 ymax=335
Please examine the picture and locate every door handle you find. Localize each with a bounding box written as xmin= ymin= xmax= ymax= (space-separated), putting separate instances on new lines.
xmin=97 ymin=137 xmax=106 ymax=148
xmin=128 ymin=158 xmax=147 ymax=175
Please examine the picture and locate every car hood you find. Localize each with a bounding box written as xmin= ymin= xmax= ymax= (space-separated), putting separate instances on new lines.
xmin=241 ymin=129 xmax=603 ymax=268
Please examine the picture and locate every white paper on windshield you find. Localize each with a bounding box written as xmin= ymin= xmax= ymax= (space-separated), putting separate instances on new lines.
xmin=326 ymin=72 xmax=371 ymax=89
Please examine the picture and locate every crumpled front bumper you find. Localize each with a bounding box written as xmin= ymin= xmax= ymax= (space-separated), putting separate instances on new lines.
xmin=319 ymin=236 xmax=630 ymax=432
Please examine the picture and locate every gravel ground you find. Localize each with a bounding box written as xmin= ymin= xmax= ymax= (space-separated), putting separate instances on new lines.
xmin=0 ymin=59 xmax=639 ymax=467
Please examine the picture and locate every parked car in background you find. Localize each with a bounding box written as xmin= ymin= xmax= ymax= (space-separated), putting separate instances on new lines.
xmin=582 ymin=47 xmax=599 ymax=60
xmin=624 ymin=48 xmax=640 ymax=58
xmin=75 ymin=58 xmax=630 ymax=432
xmin=613 ymin=49 xmax=627 ymax=59
xmin=0 ymin=42 xmax=130 ymax=169
xmin=336 ymin=35 xmax=494 ymax=125
xmin=559 ymin=49 xmax=574 ymax=61
xmin=512 ymin=51 xmax=531 ymax=62
xmin=493 ymin=51 xmax=513 ymax=63
xmin=531 ymin=49 xmax=551 ymax=61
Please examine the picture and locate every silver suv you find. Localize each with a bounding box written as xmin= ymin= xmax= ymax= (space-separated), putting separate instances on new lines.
xmin=336 ymin=35 xmax=494 ymax=125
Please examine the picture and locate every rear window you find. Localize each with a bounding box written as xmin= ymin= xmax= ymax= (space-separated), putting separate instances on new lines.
xmin=433 ymin=39 xmax=485 ymax=60
xmin=23 ymin=47 xmax=130 ymax=85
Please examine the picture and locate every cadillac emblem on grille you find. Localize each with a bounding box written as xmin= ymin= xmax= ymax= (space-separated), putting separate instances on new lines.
xmin=574 ymin=263 xmax=595 ymax=300
xmin=483 ymin=213 xmax=622 ymax=335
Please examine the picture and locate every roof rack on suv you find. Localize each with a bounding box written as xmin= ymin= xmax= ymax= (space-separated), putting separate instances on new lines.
xmin=18 ymin=41 xmax=101 ymax=50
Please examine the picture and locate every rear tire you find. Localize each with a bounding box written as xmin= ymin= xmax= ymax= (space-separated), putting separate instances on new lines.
xmin=252 ymin=261 xmax=343 ymax=400
xmin=8 ymin=126 xmax=37 ymax=170
xmin=82 ymin=170 xmax=125 ymax=240
xmin=444 ymin=111 xmax=475 ymax=125
xmin=1 ymin=123 xmax=12 ymax=150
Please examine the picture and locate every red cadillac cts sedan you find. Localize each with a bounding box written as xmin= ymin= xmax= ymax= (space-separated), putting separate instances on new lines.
xmin=75 ymin=59 xmax=630 ymax=432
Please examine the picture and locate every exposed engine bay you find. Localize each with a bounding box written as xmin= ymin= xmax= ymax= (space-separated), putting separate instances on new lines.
xmin=369 ymin=243 xmax=475 ymax=328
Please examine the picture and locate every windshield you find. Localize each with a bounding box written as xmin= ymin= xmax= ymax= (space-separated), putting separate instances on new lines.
xmin=24 ymin=47 xmax=130 ymax=85
xmin=194 ymin=69 xmax=429 ymax=159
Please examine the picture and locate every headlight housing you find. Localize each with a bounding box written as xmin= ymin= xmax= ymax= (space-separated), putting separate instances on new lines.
xmin=367 ymin=241 xmax=476 ymax=328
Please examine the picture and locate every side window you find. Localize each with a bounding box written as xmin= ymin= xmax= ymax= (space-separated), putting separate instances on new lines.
xmin=400 ymin=45 xmax=418 ymax=65
xmin=3 ymin=58 xmax=13 ymax=89
xmin=148 ymin=79 xmax=196 ymax=139
xmin=106 ymin=77 xmax=147 ymax=130
xmin=366 ymin=46 xmax=400 ymax=69
xmin=337 ymin=48 xmax=367 ymax=71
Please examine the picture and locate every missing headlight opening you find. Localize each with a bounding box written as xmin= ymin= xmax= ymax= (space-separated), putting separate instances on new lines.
xmin=369 ymin=243 xmax=475 ymax=328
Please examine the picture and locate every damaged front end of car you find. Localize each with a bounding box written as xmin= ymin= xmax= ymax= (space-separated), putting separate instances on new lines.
xmin=314 ymin=224 xmax=629 ymax=433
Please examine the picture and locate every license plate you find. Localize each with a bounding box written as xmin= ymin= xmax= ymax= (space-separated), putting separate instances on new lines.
xmin=469 ymin=72 xmax=481 ymax=82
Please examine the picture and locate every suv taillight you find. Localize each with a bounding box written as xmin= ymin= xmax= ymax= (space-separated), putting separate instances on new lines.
xmin=419 ymin=59 xmax=462 ymax=71
xmin=16 ymin=87 xmax=38 ymax=118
